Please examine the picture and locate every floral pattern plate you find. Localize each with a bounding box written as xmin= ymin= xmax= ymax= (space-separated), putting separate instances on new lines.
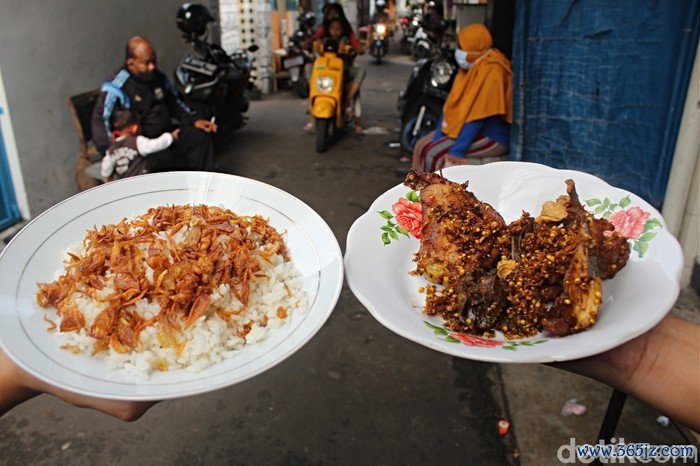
xmin=344 ymin=162 xmax=683 ymax=363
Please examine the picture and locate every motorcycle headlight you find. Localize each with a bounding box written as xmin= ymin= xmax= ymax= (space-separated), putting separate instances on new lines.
xmin=316 ymin=76 xmax=335 ymax=93
xmin=376 ymin=24 xmax=386 ymax=34
xmin=430 ymin=59 xmax=455 ymax=87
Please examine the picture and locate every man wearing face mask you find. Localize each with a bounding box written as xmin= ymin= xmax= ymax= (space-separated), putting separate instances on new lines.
xmin=90 ymin=36 xmax=216 ymax=171
xmin=412 ymin=24 xmax=512 ymax=172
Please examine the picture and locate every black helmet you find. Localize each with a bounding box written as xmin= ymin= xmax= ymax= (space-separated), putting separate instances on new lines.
xmin=298 ymin=11 xmax=316 ymax=30
xmin=177 ymin=3 xmax=214 ymax=37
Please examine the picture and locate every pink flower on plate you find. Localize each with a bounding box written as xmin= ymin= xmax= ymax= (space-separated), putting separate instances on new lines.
xmin=607 ymin=207 xmax=650 ymax=240
xmin=392 ymin=197 xmax=423 ymax=239
xmin=450 ymin=332 xmax=503 ymax=347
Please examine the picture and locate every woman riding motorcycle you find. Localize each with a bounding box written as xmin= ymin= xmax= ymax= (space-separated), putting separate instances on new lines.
xmin=304 ymin=4 xmax=365 ymax=134
xmin=411 ymin=24 xmax=512 ymax=171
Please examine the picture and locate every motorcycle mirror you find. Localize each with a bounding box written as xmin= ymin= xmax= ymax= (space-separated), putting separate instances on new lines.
xmin=248 ymin=44 xmax=260 ymax=52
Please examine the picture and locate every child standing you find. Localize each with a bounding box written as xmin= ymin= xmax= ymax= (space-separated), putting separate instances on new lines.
xmin=100 ymin=109 xmax=180 ymax=182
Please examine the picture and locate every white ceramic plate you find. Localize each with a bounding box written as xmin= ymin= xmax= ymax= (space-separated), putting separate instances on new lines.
xmin=0 ymin=172 xmax=343 ymax=400
xmin=345 ymin=162 xmax=683 ymax=363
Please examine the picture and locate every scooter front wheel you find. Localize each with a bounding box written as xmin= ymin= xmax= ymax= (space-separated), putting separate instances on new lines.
xmin=316 ymin=118 xmax=331 ymax=153
xmin=401 ymin=109 xmax=440 ymax=153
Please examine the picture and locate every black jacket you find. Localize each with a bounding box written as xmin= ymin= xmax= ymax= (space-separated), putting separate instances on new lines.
xmin=90 ymin=68 xmax=193 ymax=154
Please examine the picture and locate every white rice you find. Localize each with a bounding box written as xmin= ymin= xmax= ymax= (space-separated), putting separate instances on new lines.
xmin=52 ymin=231 xmax=307 ymax=378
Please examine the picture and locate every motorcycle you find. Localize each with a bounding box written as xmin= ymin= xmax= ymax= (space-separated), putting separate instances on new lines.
xmin=275 ymin=12 xmax=315 ymax=98
xmin=174 ymin=7 xmax=258 ymax=138
xmin=400 ymin=12 xmax=421 ymax=54
xmin=411 ymin=26 xmax=435 ymax=60
xmin=309 ymin=40 xmax=355 ymax=153
xmin=411 ymin=18 xmax=448 ymax=61
xmin=397 ymin=44 xmax=456 ymax=152
xmin=370 ymin=23 xmax=389 ymax=64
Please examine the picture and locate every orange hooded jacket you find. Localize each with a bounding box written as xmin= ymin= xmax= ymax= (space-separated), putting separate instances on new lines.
xmin=441 ymin=24 xmax=512 ymax=139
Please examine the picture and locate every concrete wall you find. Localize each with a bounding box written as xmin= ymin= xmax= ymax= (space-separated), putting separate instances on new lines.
xmin=456 ymin=5 xmax=487 ymax=29
xmin=0 ymin=0 xmax=188 ymax=215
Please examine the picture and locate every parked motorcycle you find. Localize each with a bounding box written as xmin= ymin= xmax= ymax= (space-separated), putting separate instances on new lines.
xmin=411 ymin=26 xmax=435 ymax=60
xmin=174 ymin=3 xmax=258 ymax=137
xmin=411 ymin=17 xmax=449 ymax=61
xmin=309 ymin=40 xmax=355 ymax=153
xmin=370 ymin=23 xmax=389 ymax=64
xmin=397 ymin=45 xmax=456 ymax=152
xmin=275 ymin=11 xmax=315 ymax=98
xmin=400 ymin=11 xmax=421 ymax=54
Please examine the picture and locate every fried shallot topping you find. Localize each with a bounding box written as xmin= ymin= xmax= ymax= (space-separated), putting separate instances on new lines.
xmin=37 ymin=205 xmax=288 ymax=354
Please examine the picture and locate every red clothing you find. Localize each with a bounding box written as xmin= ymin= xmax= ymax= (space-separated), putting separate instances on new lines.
xmin=308 ymin=26 xmax=362 ymax=51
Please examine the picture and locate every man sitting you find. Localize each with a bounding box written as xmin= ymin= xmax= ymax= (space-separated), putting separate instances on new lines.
xmin=90 ymin=36 xmax=217 ymax=172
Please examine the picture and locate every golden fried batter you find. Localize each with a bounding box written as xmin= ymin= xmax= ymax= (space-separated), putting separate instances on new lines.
xmin=405 ymin=172 xmax=630 ymax=339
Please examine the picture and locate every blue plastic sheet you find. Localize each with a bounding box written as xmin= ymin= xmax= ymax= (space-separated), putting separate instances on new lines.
xmin=0 ymin=107 xmax=21 ymax=230
xmin=511 ymin=0 xmax=699 ymax=207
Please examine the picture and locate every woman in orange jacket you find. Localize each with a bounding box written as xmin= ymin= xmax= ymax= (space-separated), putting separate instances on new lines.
xmin=412 ymin=24 xmax=512 ymax=171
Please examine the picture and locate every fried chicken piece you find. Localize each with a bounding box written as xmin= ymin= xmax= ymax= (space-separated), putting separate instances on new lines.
xmin=497 ymin=180 xmax=630 ymax=338
xmin=589 ymin=217 xmax=629 ymax=279
xmin=540 ymin=180 xmax=630 ymax=335
xmin=404 ymin=170 xmax=504 ymax=282
xmin=408 ymin=171 xmax=631 ymax=340
xmin=404 ymin=170 xmax=506 ymax=334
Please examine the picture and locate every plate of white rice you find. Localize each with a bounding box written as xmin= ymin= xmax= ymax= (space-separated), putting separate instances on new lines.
xmin=0 ymin=172 xmax=343 ymax=400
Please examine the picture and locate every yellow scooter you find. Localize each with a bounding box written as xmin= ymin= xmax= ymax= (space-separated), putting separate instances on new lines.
xmin=309 ymin=40 xmax=354 ymax=153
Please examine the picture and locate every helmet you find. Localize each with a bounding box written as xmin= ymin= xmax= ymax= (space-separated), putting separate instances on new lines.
xmin=177 ymin=3 xmax=214 ymax=37
xmin=298 ymin=11 xmax=316 ymax=30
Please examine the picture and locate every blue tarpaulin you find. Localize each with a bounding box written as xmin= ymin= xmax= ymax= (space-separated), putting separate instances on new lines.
xmin=511 ymin=0 xmax=699 ymax=207
xmin=0 ymin=106 xmax=21 ymax=230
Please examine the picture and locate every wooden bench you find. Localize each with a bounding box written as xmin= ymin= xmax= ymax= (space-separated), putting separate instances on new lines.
xmin=68 ymin=90 xmax=102 ymax=191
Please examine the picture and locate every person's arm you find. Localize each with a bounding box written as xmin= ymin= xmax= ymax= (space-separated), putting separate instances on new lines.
xmin=100 ymin=153 xmax=115 ymax=179
xmin=447 ymin=119 xmax=485 ymax=157
xmin=348 ymin=31 xmax=363 ymax=52
xmin=0 ymin=347 xmax=155 ymax=420
xmin=553 ymin=315 xmax=700 ymax=431
xmin=432 ymin=116 xmax=446 ymax=141
xmin=304 ymin=26 xmax=326 ymax=48
xmin=159 ymin=76 xmax=216 ymax=134
xmin=135 ymin=133 xmax=174 ymax=156
xmin=0 ymin=351 xmax=36 ymax=415
xmin=160 ymin=71 xmax=198 ymax=126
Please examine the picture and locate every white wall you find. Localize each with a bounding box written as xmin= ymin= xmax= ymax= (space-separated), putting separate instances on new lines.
xmin=0 ymin=0 xmax=188 ymax=215
xmin=663 ymin=38 xmax=700 ymax=286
